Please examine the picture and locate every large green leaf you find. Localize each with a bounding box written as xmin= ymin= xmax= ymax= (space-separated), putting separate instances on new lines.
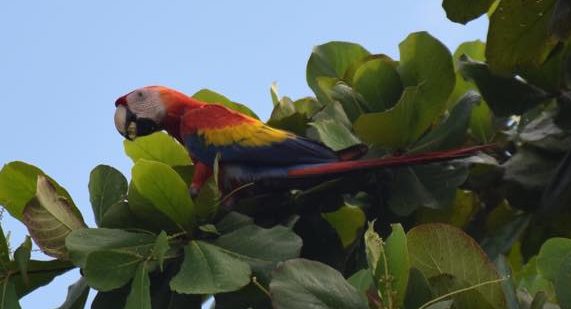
xmin=407 ymin=224 xmax=505 ymax=308
xmin=352 ymin=55 xmax=403 ymax=113
xmin=321 ymin=80 xmax=370 ymax=122
xmin=23 ymin=176 xmax=86 ymax=259
xmin=65 ymin=228 xmax=155 ymax=268
xmin=169 ymin=241 xmax=251 ymax=294
xmin=459 ymin=56 xmax=550 ymax=116
xmin=306 ymin=41 xmax=371 ymax=102
xmin=56 ymin=277 xmax=89 ymax=309
xmin=83 ymin=250 xmax=142 ymax=291
xmin=487 ymin=0 xmax=559 ymax=74
xmin=388 ymin=163 xmax=469 ymax=216
xmin=124 ymin=263 xmax=151 ymax=309
xmin=442 ymin=0 xmax=495 ymax=24
xmin=127 ymin=182 xmax=180 ymax=233
xmin=448 ymin=40 xmax=486 ymax=107
xmin=214 ymin=224 xmax=302 ymax=280
xmin=354 ymin=32 xmax=455 ymax=149
xmin=193 ymin=89 xmax=258 ymax=119
xmin=131 ymin=160 xmax=196 ymax=231
xmin=347 ymin=269 xmax=373 ymax=293
xmin=322 ymin=203 xmax=365 ymax=248
xmin=411 ymin=91 xmax=479 ymax=153
xmin=124 ymin=132 xmax=191 ymax=166
xmin=89 ymin=165 xmax=127 ymax=227
xmin=270 ymin=259 xmax=368 ymax=309
xmin=10 ymin=260 xmax=74 ymax=298
xmin=0 ymin=161 xmax=76 ymax=221
xmin=536 ymin=237 xmax=571 ymax=282
xmin=308 ymin=118 xmax=362 ymax=151
xmin=0 ymin=227 xmax=9 ymax=272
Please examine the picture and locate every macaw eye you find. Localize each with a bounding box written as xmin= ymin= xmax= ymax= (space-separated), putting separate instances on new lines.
xmin=137 ymin=91 xmax=144 ymax=98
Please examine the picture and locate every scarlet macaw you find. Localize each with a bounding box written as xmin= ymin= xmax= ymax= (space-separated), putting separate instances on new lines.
xmin=114 ymin=86 xmax=489 ymax=196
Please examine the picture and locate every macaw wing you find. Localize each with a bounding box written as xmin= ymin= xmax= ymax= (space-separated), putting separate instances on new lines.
xmin=180 ymin=104 xmax=338 ymax=166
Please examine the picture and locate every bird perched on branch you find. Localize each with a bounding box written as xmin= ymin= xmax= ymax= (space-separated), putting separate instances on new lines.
xmin=114 ymin=86 xmax=490 ymax=197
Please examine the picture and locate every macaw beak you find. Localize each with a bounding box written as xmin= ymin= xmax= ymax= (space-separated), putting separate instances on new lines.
xmin=114 ymin=104 xmax=138 ymax=140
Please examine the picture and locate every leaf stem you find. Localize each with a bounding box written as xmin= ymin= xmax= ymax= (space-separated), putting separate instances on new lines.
xmin=252 ymin=276 xmax=271 ymax=298
xmin=418 ymin=277 xmax=507 ymax=309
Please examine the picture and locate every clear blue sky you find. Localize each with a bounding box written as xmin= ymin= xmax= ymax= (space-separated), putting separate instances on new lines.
xmin=0 ymin=1 xmax=487 ymax=307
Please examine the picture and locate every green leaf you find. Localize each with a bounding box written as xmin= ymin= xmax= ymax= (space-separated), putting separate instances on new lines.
xmin=536 ymin=237 xmax=571 ymax=282
xmin=365 ymin=223 xmax=410 ymax=307
xmin=347 ymin=269 xmax=373 ymax=293
xmin=407 ymin=224 xmax=505 ymax=308
xmin=99 ymin=201 xmax=138 ymax=229
xmin=84 ymin=250 xmax=142 ymax=291
xmin=56 ymin=277 xmax=89 ymax=309
xmin=318 ymin=80 xmax=370 ymax=122
xmin=0 ymin=279 xmax=21 ymax=309
xmin=388 ymin=163 xmax=469 ymax=216
xmin=267 ymin=91 xmax=314 ymax=135
xmin=152 ymin=231 xmax=169 ymax=272
xmin=65 ymin=228 xmax=155 ymax=268
xmin=0 ymin=227 xmax=9 ymax=271
xmin=404 ymin=268 xmax=433 ymax=309
xmin=442 ymin=0 xmax=495 ymax=24
xmin=0 ymin=161 xmax=76 ymax=221
xmin=306 ymin=41 xmax=371 ymax=102
xmin=215 ymin=212 xmax=254 ymax=234
xmin=487 ymin=0 xmax=559 ymax=74
xmin=381 ymin=224 xmax=410 ymax=307
xmin=555 ymin=254 xmax=571 ymax=309
xmin=354 ymin=32 xmax=455 ymax=148
xmin=308 ymin=119 xmax=362 ymax=151
xmin=193 ymin=89 xmax=258 ymax=119
xmin=12 ymin=260 xmax=73 ymax=298
xmin=214 ymin=224 xmax=302 ymax=281
xmin=124 ymin=263 xmax=151 ymax=309
xmin=127 ymin=182 xmax=180 ymax=233
xmin=193 ymin=178 xmax=220 ymax=221
xmin=170 ymin=241 xmax=251 ymax=294
xmin=448 ymin=40 xmax=486 ymax=108
xmin=411 ymin=91 xmax=479 ymax=153
xmin=270 ymin=259 xmax=368 ymax=309
xmin=322 ymin=203 xmax=365 ymax=248
xmin=13 ymin=237 xmax=31 ymax=286
xmin=459 ymin=56 xmax=550 ymax=116
xmin=124 ymin=132 xmax=191 ymax=166
xmin=470 ymin=99 xmax=494 ymax=143
xmin=91 ymin=284 xmax=130 ymax=309
xmin=89 ymin=165 xmax=128 ymax=227
xmin=416 ymin=190 xmax=481 ymax=228
xmin=23 ymin=176 xmax=86 ymax=259
xmin=516 ymin=257 xmax=555 ymax=301
xmin=518 ymin=109 xmax=571 ymax=152
xmin=542 ymin=150 xmax=571 ymax=213
xmin=353 ymin=55 xmax=403 ymax=112
xmin=131 ymin=160 xmax=196 ymax=231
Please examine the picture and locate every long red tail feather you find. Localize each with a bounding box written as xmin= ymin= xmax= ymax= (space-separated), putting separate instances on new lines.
xmin=287 ymin=145 xmax=494 ymax=178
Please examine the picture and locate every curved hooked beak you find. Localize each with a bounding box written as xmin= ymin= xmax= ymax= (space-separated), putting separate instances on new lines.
xmin=114 ymin=105 xmax=138 ymax=140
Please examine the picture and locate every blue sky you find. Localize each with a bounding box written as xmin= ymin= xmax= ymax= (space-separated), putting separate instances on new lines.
xmin=0 ymin=1 xmax=487 ymax=307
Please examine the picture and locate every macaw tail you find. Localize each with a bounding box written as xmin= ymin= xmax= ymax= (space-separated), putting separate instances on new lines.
xmin=287 ymin=145 xmax=494 ymax=178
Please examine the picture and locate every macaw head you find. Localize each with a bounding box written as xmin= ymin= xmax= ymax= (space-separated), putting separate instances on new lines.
xmin=114 ymin=86 xmax=189 ymax=140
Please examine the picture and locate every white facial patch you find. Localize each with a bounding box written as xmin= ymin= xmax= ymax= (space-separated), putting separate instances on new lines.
xmin=126 ymin=88 xmax=166 ymax=123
